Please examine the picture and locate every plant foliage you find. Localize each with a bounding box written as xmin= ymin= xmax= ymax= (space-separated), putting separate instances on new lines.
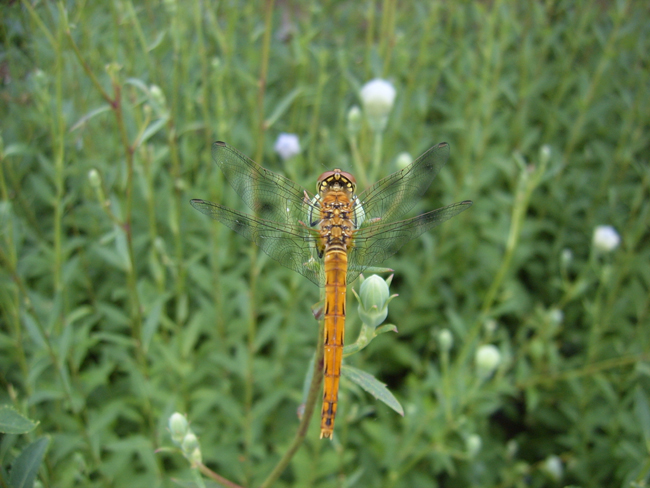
xmin=1 ymin=1 xmax=649 ymax=486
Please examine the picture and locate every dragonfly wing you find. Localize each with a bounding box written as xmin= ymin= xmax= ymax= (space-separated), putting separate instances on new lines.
xmin=347 ymin=200 xmax=472 ymax=283
xmin=191 ymin=199 xmax=324 ymax=286
xmin=212 ymin=141 xmax=315 ymax=224
xmin=356 ymin=142 xmax=451 ymax=223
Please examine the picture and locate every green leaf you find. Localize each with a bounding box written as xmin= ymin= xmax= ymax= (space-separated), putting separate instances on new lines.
xmin=264 ymin=87 xmax=302 ymax=129
xmin=342 ymin=365 xmax=404 ymax=416
xmin=70 ymin=104 xmax=112 ymax=132
xmin=136 ymin=115 xmax=170 ymax=147
xmin=8 ymin=437 xmax=49 ymax=488
xmin=635 ymin=386 xmax=650 ymax=451
xmin=0 ymin=407 xmax=38 ymax=434
xmin=357 ymin=266 xmax=393 ymax=276
xmin=301 ymin=353 xmax=316 ymax=408
xmin=142 ymin=296 xmax=167 ymax=352
xmin=375 ymin=323 xmax=398 ymax=335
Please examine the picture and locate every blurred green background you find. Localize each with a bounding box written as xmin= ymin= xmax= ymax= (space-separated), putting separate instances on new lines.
xmin=1 ymin=1 xmax=649 ymax=486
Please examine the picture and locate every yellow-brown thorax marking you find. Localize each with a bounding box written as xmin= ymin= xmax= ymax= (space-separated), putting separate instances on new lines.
xmin=316 ymin=169 xmax=357 ymax=253
xmin=316 ymin=169 xmax=356 ymax=439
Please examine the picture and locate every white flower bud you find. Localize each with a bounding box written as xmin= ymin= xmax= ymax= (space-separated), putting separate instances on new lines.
xmin=357 ymin=274 xmax=394 ymax=328
xmin=437 ymin=329 xmax=453 ymax=352
xmin=395 ymin=152 xmax=412 ymax=169
xmin=347 ymin=105 xmax=362 ymax=135
xmin=168 ymin=413 xmax=188 ymax=444
xmin=593 ymin=225 xmax=620 ymax=252
xmin=539 ymin=144 xmax=551 ymax=164
xmin=475 ymin=344 xmax=501 ymax=378
xmin=181 ymin=432 xmax=199 ymax=455
xmin=543 ymin=455 xmax=563 ymax=481
xmin=360 ymin=79 xmax=396 ymax=131
xmin=274 ymin=133 xmax=301 ymax=160
xmin=88 ymin=169 xmax=101 ymax=188
xmin=548 ymin=308 xmax=563 ymax=326
xmin=483 ymin=318 xmax=497 ymax=334
xmin=466 ymin=434 xmax=482 ymax=457
xmin=149 ymin=84 xmax=166 ymax=110
xmin=506 ymin=439 xmax=518 ymax=459
xmin=561 ymin=248 xmax=573 ymax=267
xmin=181 ymin=432 xmax=202 ymax=464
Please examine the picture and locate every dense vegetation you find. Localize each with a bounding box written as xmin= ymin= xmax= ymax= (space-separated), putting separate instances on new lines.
xmin=1 ymin=1 xmax=649 ymax=486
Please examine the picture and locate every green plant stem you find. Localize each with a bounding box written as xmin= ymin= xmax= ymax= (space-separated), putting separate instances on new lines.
xmin=371 ymin=130 xmax=383 ymax=182
xmin=378 ymin=0 xmax=396 ymax=73
xmin=197 ymin=463 xmax=245 ymax=488
xmin=243 ymin=249 xmax=259 ymax=482
xmin=348 ymin=134 xmax=369 ymax=190
xmin=64 ymin=14 xmax=154 ymax=441
xmin=307 ymin=48 xmax=329 ymax=165
xmin=259 ymin=314 xmax=326 ymax=488
xmin=457 ymin=156 xmax=547 ymax=369
xmin=440 ymin=349 xmax=452 ymax=422
xmin=195 ymin=0 xmax=213 ymax=150
xmin=52 ymin=14 xmax=66 ymax=319
xmin=0 ymin=159 xmax=30 ymax=398
xmin=254 ymin=0 xmax=275 ymax=163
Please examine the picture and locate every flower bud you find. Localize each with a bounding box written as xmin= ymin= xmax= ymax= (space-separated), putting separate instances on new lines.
xmin=360 ymin=79 xmax=396 ymax=132
xmin=560 ymin=248 xmax=573 ymax=267
xmin=543 ymin=455 xmax=563 ymax=481
xmin=475 ymin=344 xmax=501 ymax=378
xmin=274 ymin=132 xmax=301 ymax=161
xmin=182 ymin=432 xmax=202 ymax=464
xmin=149 ymin=84 xmax=167 ymax=110
xmin=395 ymin=152 xmax=412 ymax=170
xmin=539 ymin=144 xmax=551 ymax=165
xmin=88 ymin=169 xmax=101 ymax=188
xmin=548 ymin=308 xmax=563 ymax=326
xmin=483 ymin=318 xmax=497 ymax=335
xmin=466 ymin=434 xmax=482 ymax=457
xmin=347 ymin=105 xmax=362 ymax=135
xmin=356 ymin=274 xmax=394 ymax=328
xmin=506 ymin=439 xmax=518 ymax=459
xmin=182 ymin=432 xmax=199 ymax=454
xmin=169 ymin=412 xmax=189 ymax=444
xmin=592 ymin=225 xmax=620 ymax=253
xmin=437 ymin=329 xmax=453 ymax=352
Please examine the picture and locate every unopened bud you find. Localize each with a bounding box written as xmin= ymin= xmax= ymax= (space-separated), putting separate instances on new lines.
xmin=437 ymin=329 xmax=453 ymax=352
xmin=395 ymin=152 xmax=412 ymax=170
xmin=88 ymin=169 xmax=101 ymax=188
xmin=356 ymin=275 xmax=395 ymax=328
xmin=347 ymin=105 xmax=362 ymax=135
xmin=168 ymin=413 xmax=188 ymax=444
xmin=476 ymin=344 xmax=501 ymax=378
xmin=466 ymin=434 xmax=482 ymax=457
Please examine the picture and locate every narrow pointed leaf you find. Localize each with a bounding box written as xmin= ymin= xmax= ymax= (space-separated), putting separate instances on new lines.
xmin=265 ymin=87 xmax=302 ymax=129
xmin=0 ymin=407 xmax=38 ymax=434
xmin=635 ymin=386 xmax=650 ymax=450
xmin=9 ymin=437 xmax=50 ymax=488
xmin=342 ymin=365 xmax=404 ymax=416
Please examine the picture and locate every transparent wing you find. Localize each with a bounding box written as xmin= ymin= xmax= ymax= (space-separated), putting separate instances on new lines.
xmin=347 ymin=200 xmax=473 ymax=283
xmin=190 ymin=199 xmax=324 ymax=286
xmin=212 ymin=141 xmax=316 ymax=224
xmin=356 ymin=142 xmax=451 ymax=223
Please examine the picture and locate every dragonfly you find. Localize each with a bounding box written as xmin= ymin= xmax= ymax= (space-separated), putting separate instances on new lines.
xmin=191 ymin=141 xmax=472 ymax=439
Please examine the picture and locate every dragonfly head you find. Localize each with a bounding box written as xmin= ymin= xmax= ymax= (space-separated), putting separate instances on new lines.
xmin=317 ymin=169 xmax=356 ymax=198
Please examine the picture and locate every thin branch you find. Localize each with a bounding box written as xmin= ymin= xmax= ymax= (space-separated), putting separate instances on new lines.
xmin=259 ymin=314 xmax=325 ymax=488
